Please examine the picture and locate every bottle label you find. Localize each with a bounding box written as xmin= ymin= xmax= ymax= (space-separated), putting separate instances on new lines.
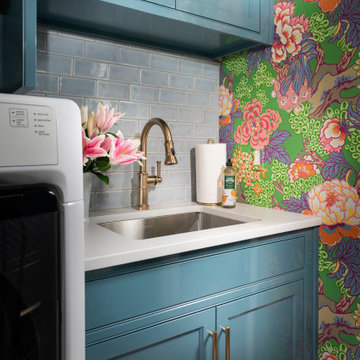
xmin=224 ymin=176 xmax=235 ymax=190
xmin=222 ymin=176 xmax=236 ymax=206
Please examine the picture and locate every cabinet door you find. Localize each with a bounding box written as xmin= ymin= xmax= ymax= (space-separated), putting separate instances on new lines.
xmin=0 ymin=0 xmax=36 ymax=93
xmin=176 ymin=0 xmax=260 ymax=32
xmin=145 ymin=0 xmax=175 ymax=7
xmin=86 ymin=309 xmax=215 ymax=360
xmin=217 ymin=281 xmax=304 ymax=360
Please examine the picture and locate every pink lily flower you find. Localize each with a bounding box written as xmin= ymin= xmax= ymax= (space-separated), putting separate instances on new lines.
xmin=108 ymin=131 xmax=144 ymax=165
xmin=81 ymin=105 xmax=97 ymax=138
xmin=95 ymin=103 xmax=125 ymax=135
xmin=81 ymin=105 xmax=88 ymax=128
xmin=82 ymin=129 xmax=107 ymax=166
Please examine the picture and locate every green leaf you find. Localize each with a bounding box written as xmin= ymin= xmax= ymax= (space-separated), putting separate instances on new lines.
xmin=93 ymin=172 xmax=109 ymax=186
xmin=106 ymin=131 xmax=119 ymax=138
xmin=83 ymin=160 xmax=93 ymax=173
xmin=95 ymin=157 xmax=111 ymax=172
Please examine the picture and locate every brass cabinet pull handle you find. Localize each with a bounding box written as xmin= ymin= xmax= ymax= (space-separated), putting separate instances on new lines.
xmin=208 ymin=330 xmax=218 ymax=360
xmin=221 ymin=326 xmax=230 ymax=360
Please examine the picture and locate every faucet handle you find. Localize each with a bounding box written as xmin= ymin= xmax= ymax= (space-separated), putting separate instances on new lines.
xmin=156 ymin=161 xmax=161 ymax=179
xmin=147 ymin=161 xmax=162 ymax=185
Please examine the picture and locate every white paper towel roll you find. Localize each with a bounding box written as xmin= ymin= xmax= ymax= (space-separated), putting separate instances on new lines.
xmin=195 ymin=140 xmax=226 ymax=205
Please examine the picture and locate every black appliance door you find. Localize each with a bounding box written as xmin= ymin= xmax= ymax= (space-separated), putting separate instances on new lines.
xmin=0 ymin=185 xmax=60 ymax=360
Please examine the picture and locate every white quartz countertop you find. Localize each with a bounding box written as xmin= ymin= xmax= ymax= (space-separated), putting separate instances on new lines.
xmin=85 ymin=202 xmax=321 ymax=271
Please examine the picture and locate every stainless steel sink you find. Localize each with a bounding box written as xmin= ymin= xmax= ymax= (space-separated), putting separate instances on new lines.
xmin=99 ymin=211 xmax=244 ymax=240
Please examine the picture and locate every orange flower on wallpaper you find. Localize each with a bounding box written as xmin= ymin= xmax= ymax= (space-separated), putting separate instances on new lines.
xmin=303 ymin=0 xmax=341 ymax=12
xmin=288 ymin=155 xmax=321 ymax=182
xmin=319 ymin=352 xmax=339 ymax=360
xmin=219 ymin=80 xmax=240 ymax=126
xmin=307 ymin=179 xmax=360 ymax=246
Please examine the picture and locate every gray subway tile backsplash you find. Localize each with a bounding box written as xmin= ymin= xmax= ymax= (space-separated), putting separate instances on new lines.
xmin=130 ymin=85 xmax=159 ymax=102
xmin=194 ymin=77 xmax=218 ymax=93
xmin=85 ymin=98 xmax=118 ymax=112
xmin=203 ymin=63 xmax=220 ymax=79
xmin=177 ymin=107 xmax=201 ymax=122
xmin=169 ymin=74 xmax=193 ymax=90
xmin=119 ymin=101 xmax=148 ymax=119
xmin=86 ymin=42 xmax=118 ymax=62
xmin=150 ymin=53 xmax=177 ymax=72
xmin=47 ymin=34 xmax=85 ymax=57
xmin=97 ymin=81 xmax=129 ymax=99
xmin=150 ymin=104 xmax=177 ymax=121
xmin=110 ymin=64 xmax=140 ymax=84
xmin=179 ymin=59 xmax=203 ymax=75
xmin=141 ymin=69 xmax=169 ymax=87
xmin=203 ymin=109 xmax=219 ymax=123
xmin=32 ymin=27 xmax=219 ymax=211
xmin=37 ymin=32 xmax=47 ymax=52
xmin=60 ymin=77 xmax=96 ymax=97
xmin=74 ymin=59 xmax=108 ymax=79
xmin=36 ymin=73 xmax=59 ymax=94
xmin=159 ymin=88 xmax=186 ymax=105
xmin=120 ymin=48 xmax=150 ymax=67
xmin=37 ymin=53 xmax=72 ymax=75
xmin=186 ymin=92 xmax=209 ymax=107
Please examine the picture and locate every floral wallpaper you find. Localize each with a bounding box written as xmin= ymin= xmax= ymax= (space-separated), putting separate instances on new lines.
xmin=219 ymin=0 xmax=360 ymax=358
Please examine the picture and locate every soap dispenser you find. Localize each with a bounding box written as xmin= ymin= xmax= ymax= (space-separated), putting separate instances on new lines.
xmin=221 ymin=159 xmax=236 ymax=208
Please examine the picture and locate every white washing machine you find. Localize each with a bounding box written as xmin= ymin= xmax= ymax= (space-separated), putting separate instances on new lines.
xmin=0 ymin=93 xmax=84 ymax=360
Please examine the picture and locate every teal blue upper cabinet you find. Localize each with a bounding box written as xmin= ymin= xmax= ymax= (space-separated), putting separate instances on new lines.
xmin=0 ymin=0 xmax=36 ymax=93
xmin=37 ymin=0 xmax=274 ymax=58
xmin=176 ymin=0 xmax=260 ymax=31
xmin=145 ymin=0 xmax=175 ymax=8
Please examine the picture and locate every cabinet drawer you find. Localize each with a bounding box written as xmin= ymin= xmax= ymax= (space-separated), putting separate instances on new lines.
xmin=86 ymin=234 xmax=305 ymax=331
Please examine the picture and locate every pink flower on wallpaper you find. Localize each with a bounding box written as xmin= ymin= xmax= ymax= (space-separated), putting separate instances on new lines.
xmin=272 ymin=1 xmax=309 ymax=63
xmin=234 ymin=99 xmax=282 ymax=150
xmin=219 ymin=83 xmax=240 ymax=126
xmin=307 ymin=179 xmax=360 ymax=246
xmin=320 ymin=117 xmax=347 ymax=153
xmin=271 ymin=78 xmax=312 ymax=113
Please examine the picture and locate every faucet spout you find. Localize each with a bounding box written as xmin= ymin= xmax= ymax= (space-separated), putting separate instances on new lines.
xmin=137 ymin=118 xmax=177 ymax=210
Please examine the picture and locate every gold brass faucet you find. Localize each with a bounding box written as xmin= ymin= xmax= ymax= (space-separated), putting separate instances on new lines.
xmin=137 ymin=118 xmax=178 ymax=210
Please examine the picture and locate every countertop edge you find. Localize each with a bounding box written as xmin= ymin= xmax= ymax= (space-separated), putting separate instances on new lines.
xmin=85 ymin=202 xmax=321 ymax=272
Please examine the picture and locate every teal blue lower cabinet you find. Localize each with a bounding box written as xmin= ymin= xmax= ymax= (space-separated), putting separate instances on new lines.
xmin=217 ymin=281 xmax=304 ymax=359
xmin=85 ymin=228 xmax=318 ymax=359
xmin=86 ymin=309 xmax=215 ymax=360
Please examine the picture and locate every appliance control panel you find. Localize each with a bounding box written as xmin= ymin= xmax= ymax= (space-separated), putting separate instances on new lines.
xmin=0 ymin=102 xmax=58 ymax=166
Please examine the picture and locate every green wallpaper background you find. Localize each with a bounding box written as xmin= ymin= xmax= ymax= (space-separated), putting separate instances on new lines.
xmin=219 ymin=0 xmax=360 ymax=358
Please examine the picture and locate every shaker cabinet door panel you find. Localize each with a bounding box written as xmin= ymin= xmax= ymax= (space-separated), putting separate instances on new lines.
xmin=176 ymin=0 xmax=260 ymax=32
xmin=86 ymin=309 xmax=215 ymax=360
xmin=217 ymin=281 xmax=304 ymax=360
